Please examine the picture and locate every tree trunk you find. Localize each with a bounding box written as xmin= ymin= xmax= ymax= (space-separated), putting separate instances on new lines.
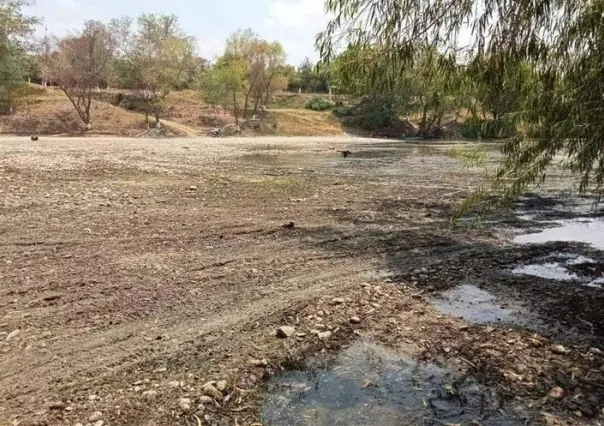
xmin=253 ymin=92 xmax=260 ymax=114
xmin=243 ymin=93 xmax=249 ymax=119
xmin=417 ymin=103 xmax=428 ymax=137
xmin=232 ymin=90 xmax=239 ymax=125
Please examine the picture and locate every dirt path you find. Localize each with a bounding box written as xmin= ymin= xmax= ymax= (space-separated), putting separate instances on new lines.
xmin=0 ymin=136 xmax=602 ymax=425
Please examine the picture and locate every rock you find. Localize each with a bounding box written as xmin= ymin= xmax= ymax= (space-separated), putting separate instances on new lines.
xmin=250 ymin=358 xmax=268 ymax=367
xmin=93 ymin=421 xmax=104 ymax=426
xmin=89 ymin=412 xmax=103 ymax=422
xmin=6 ymin=329 xmax=20 ymax=341
xmin=203 ymin=384 xmax=223 ymax=400
xmin=420 ymin=267 xmax=429 ymax=273
xmin=188 ymin=186 xmax=198 ymax=191
xmin=48 ymin=402 xmax=66 ymax=410
xmin=551 ymin=344 xmax=570 ymax=355
xmin=317 ymin=331 xmax=332 ymax=341
xmin=331 ymin=298 xmax=345 ymax=305
xmin=198 ymin=395 xmax=213 ymax=404
xmin=589 ymin=347 xmax=603 ymax=356
xmin=548 ymin=387 xmax=565 ymax=399
xmin=154 ymin=367 xmax=168 ymax=373
xmin=350 ymin=316 xmax=361 ymax=324
xmin=74 ymin=423 xmax=84 ymax=426
xmin=179 ymin=397 xmax=192 ymax=412
xmin=216 ymin=380 xmax=227 ymax=392
xmin=167 ymin=380 xmax=181 ymax=388
xmin=142 ymin=390 xmax=158 ymax=400
xmin=276 ymin=326 xmax=295 ymax=338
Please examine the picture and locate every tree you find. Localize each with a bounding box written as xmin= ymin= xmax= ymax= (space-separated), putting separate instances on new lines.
xmin=0 ymin=0 xmax=38 ymax=113
xmin=200 ymin=57 xmax=246 ymax=124
xmin=42 ymin=21 xmax=115 ymax=130
xmin=289 ymin=57 xmax=329 ymax=93
xmin=318 ymin=0 xmax=604 ymax=203
xmin=110 ymin=14 xmax=197 ymax=127
xmin=223 ymin=29 xmax=288 ymax=117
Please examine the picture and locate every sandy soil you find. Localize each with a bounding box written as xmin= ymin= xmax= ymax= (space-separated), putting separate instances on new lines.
xmin=0 ymin=135 xmax=603 ymax=426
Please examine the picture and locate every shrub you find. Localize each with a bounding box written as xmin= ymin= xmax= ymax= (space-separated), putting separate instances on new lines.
xmin=305 ymin=96 xmax=333 ymax=111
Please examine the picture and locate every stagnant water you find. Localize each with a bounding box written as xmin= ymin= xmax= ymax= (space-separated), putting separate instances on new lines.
xmin=513 ymin=218 xmax=604 ymax=250
xmin=431 ymin=284 xmax=534 ymax=326
xmin=262 ymin=341 xmax=531 ymax=426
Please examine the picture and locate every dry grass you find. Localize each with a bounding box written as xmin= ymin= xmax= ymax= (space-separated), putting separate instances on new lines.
xmin=261 ymin=109 xmax=343 ymax=136
xmin=163 ymin=90 xmax=235 ymax=130
xmin=0 ymin=87 xmax=345 ymax=137
xmin=0 ymin=88 xmax=149 ymax=136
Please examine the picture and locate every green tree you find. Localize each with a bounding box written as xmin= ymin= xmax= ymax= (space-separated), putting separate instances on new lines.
xmin=318 ymin=0 xmax=604 ymax=202
xmin=201 ymin=56 xmax=246 ymax=124
xmin=0 ymin=0 xmax=38 ymax=113
xmin=110 ymin=13 xmax=197 ymax=127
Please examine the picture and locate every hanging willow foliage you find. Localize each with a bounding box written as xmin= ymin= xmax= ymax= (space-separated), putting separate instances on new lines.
xmin=317 ymin=0 xmax=604 ymax=206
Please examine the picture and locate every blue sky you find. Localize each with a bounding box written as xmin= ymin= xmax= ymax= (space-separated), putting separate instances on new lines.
xmin=26 ymin=0 xmax=328 ymax=65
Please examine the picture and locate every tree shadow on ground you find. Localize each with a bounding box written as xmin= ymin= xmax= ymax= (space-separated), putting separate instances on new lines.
xmin=280 ymin=194 xmax=604 ymax=420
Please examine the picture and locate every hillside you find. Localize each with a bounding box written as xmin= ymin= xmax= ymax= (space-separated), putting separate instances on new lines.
xmin=0 ymin=89 xmax=153 ymax=136
xmin=0 ymin=87 xmax=345 ymax=137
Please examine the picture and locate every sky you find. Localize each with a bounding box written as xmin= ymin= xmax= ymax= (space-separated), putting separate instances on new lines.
xmin=25 ymin=0 xmax=329 ymax=65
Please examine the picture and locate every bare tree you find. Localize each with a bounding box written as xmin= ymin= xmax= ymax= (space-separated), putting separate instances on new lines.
xmin=43 ymin=21 xmax=114 ymax=130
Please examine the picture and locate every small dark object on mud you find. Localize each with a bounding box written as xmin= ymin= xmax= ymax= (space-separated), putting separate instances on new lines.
xmin=338 ymin=150 xmax=352 ymax=158
xmin=281 ymin=222 xmax=295 ymax=229
xmin=30 ymin=135 xmax=39 ymax=141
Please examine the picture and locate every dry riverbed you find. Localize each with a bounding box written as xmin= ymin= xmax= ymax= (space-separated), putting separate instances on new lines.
xmin=0 ymin=135 xmax=603 ymax=425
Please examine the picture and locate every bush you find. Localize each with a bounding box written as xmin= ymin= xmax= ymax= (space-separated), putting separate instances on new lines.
xmin=332 ymin=106 xmax=350 ymax=117
xmin=305 ymin=96 xmax=333 ymax=111
xmin=342 ymin=96 xmax=399 ymax=131
xmin=460 ymin=118 xmax=516 ymax=139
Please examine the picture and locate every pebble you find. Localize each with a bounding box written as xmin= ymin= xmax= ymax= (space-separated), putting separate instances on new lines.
xmin=216 ymin=380 xmax=227 ymax=392
xmin=142 ymin=390 xmax=158 ymax=400
xmin=6 ymin=329 xmax=20 ymax=341
xmin=317 ymin=331 xmax=332 ymax=341
xmin=167 ymin=380 xmax=181 ymax=388
xmin=154 ymin=367 xmax=168 ymax=373
xmin=548 ymin=387 xmax=564 ymax=399
xmin=250 ymin=358 xmax=268 ymax=367
xmin=74 ymin=423 xmax=84 ymax=426
xmin=188 ymin=186 xmax=198 ymax=191
xmin=93 ymin=421 xmax=104 ymax=426
xmin=89 ymin=412 xmax=103 ymax=422
xmin=198 ymin=395 xmax=213 ymax=404
xmin=179 ymin=397 xmax=192 ymax=412
xmin=276 ymin=326 xmax=295 ymax=338
xmin=331 ymin=298 xmax=345 ymax=305
xmin=350 ymin=316 xmax=361 ymax=324
xmin=551 ymin=345 xmax=570 ymax=355
xmin=203 ymin=384 xmax=223 ymax=400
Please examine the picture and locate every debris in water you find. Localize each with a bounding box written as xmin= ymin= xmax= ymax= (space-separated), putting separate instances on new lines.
xmin=431 ymin=284 xmax=530 ymax=326
xmin=262 ymin=341 xmax=531 ymax=426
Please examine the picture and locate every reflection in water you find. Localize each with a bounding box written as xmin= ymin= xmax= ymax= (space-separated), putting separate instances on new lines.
xmin=262 ymin=341 xmax=530 ymax=426
xmin=514 ymin=218 xmax=604 ymax=250
xmin=512 ymin=263 xmax=578 ymax=281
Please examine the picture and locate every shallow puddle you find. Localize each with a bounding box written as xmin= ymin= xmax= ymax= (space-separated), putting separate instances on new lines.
xmin=514 ymin=218 xmax=604 ymax=250
xmin=512 ymin=263 xmax=578 ymax=281
xmin=262 ymin=341 xmax=530 ymax=426
xmin=431 ymin=284 xmax=531 ymax=326
xmin=511 ymin=253 xmax=598 ymax=284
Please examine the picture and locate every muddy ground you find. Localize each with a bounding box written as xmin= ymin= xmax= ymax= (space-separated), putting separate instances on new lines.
xmin=0 ymin=136 xmax=603 ymax=426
